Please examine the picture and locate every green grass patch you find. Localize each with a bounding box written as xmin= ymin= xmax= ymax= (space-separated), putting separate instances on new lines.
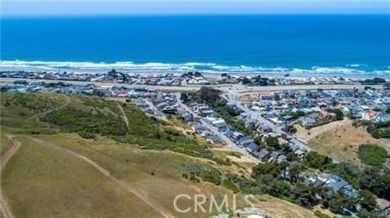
xmin=358 ymin=144 xmax=389 ymax=167
xmin=223 ymin=180 xmax=240 ymax=193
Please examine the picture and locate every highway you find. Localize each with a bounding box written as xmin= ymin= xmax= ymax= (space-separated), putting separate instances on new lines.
xmin=1 ymin=78 xmax=383 ymax=94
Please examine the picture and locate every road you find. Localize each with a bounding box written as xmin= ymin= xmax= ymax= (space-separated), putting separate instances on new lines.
xmin=142 ymin=98 xmax=166 ymax=120
xmin=1 ymin=78 xmax=383 ymax=93
xmin=225 ymin=90 xmax=311 ymax=152
xmin=175 ymin=93 xmax=260 ymax=163
xmin=219 ymin=83 xmax=384 ymax=97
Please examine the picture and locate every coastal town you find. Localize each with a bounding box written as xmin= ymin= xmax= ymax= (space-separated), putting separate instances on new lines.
xmin=1 ymin=69 xmax=390 ymax=217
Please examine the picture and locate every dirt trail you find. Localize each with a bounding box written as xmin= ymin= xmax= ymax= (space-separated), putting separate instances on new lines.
xmin=0 ymin=135 xmax=20 ymax=218
xmin=117 ymin=104 xmax=129 ymax=129
xmin=29 ymin=137 xmax=174 ymax=218
xmin=27 ymin=95 xmax=71 ymax=122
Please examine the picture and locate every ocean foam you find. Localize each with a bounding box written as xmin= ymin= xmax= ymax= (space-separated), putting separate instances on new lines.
xmin=0 ymin=60 xmax=389 ymax=78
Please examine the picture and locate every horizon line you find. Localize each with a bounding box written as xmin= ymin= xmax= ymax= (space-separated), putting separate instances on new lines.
xmin=2 ymin=12 xmax=390 ymax=19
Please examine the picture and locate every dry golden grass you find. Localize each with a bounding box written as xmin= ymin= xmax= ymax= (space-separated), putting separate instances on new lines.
xmin=29 ymin=133 xmax=321 ymax=218
xmin=1 ymin=137 xmax=160 ymax=218
xmin=0 ymin=92 xmax=328 ymax=218
xmin=301 ymin=120 xmax=390 ymax=164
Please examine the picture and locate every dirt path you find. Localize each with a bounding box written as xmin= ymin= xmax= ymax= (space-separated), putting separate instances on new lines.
xmin=29 ymin=137 xmax=174 ymax=218
xmin=117 ymin=104 xmax=129 ymax=129
xmin=0 ymin=135 xmax=20 ymax=218
xmin=27 ymin=95 xmax=71 ymax=122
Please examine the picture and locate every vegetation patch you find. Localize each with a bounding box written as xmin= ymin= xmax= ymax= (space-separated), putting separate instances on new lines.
xmin=358 ymin=143 xmax=388 ymax=167
xmin=182 ymin=160 xmax=222 ymax=185
xmin=222 ymin=180 xmax=240 ymax=193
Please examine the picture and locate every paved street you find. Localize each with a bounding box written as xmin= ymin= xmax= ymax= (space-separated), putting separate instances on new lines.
xmin=226 ymin=87 xmax=311 ymax=152
xmin=175 ymin=93 xmax=260 ymax=163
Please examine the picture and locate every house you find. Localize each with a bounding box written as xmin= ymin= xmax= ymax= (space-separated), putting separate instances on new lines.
xmin=181 ymin=113 xmax=193 ymax=122
xmin=231 ymin=132 xmax=244 ymax=141
xmin=293 ymin=149 xmax=306 ymax=158
xmin=161 ymin=106 xmax=176 ymax=114
xmin=206 ymin=135 xmax=221 ymax=144
xmin=288 ymin=142 xmax=299 ymax=151
xmin=299 ymin=172 xmax=317 ymax=185
xmin=212 ymin=119 xmax=227 ymax=128
xmin=193 ymin=125 xmax=207 ymax=133
xmin=13 ymin=80 xmax=28 ymax=85
xmin=201 ymin=109 xmax=215 ymax=117
xmin=239 ymin=137 xmax=255 ymax=147
xmin=268 ymin=151 xmax=280 ymax=162
xmin=349 ymin=109 xmax=363 ymax=119
xmin=375 ymin=112 xmax=390 ymax=123
xmin=324 ymin=175 xmax=349 ymax=195
xmin=362 ymin=111 xmax=377 ymax=121
xmin=342 ymin=185 xmax=359 ymax=198
xmin=277 ymin=155 xmax=288 ymax=163
xmin=319 ymin=110 xmax=334 ymax=120
xmin=246 ymin=143 xmax=258 ymax=154
xmin=301 ymin=117 xmax=316 ymax=128
xmin=258 ymin=149 xmax=271 ymax=161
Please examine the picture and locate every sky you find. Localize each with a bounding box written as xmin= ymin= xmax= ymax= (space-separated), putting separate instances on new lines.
xmin=1 ymin=0 xmax=389 ymax=17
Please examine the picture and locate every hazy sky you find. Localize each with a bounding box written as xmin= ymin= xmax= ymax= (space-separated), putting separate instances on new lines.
xmin=2 ymin=0 xmax=389 ymax=17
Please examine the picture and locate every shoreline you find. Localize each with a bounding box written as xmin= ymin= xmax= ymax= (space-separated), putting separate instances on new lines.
xmin=1 ymin=60 xmax=389 ymax=79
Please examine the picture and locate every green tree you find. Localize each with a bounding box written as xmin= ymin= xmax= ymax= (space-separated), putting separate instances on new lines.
xmin=359 ymin=190 xmax=378 ymax=212
xmin=290 ymin=183 xmax=319 ymax=208
xmin=328 ymin=193 xmax=354 ymax=214
xmin=252 ymin=163 xmax=281 ymax=179
xmin=265 ymin=136 xmax=280 ymax=149
xmin=304 ymin=151 xmax=332 ymax=169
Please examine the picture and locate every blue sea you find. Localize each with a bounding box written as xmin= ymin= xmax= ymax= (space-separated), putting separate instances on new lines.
xmin=1 ymin=15 xmax=390 ymax=76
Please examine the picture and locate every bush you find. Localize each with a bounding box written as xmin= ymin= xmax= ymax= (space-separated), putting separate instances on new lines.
xmin=223 ymin=180 xmax=240 ymax=193
xmin=358 ymin=144 xmax=388 ymax=167
xmin=314 ymin=210 xmax=330 ymax=218
xmin=79 ymin=131 xmax=96 ymax=139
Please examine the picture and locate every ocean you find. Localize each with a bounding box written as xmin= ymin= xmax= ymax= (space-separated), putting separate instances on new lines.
xmin=1 ymin=15 xmax=390 ymax=76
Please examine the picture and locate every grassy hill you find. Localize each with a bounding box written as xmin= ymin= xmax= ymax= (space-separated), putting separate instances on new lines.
xmin=0 ymin=93 xmax=320 ymax=218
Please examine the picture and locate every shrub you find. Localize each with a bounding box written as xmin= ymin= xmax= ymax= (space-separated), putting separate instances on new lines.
xmin=223 ymin=180 xmax=240 ymax=193
xmin=358 ymin=144 xmax=388 ymax=167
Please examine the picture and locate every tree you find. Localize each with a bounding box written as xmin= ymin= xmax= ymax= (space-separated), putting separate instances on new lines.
xmin=280 ymin=161 xmax=289 ymax=178
xmin=265 ymin=136 xmax=280 ymax=149
xmin=180 ymin=92 xmax=189 ymax=103
xmin=290 ymin=183 xmax=319 ymax=208
xmin=252 ymin=163 xmax=281 ymax=179
xmin=221 ymin=73 xmax=230 ymax=79
xmin=241 ymin=77 xmax=251 ymax=85
xmin=254 ymin=135 xmax=263 ymax=146
xmin=328 ymin=108 xmax=344 ymax=120
xmin=360 ymin=167 xmax=390 ymax=200
xmin=304 ymin=151 xmax=332 ymax=169
xmin=328 ymin=193 xmax=354 ymax=215
xmin=384 ymin=82 xmax=390 ymax=90
xmin=359 ymin=190 xmax=378 ymax=212
xmin=269 ymin=180 xmax=291 ymax=197
xmin=198 ymin=87 xmax=221 ymax=104
xmin=288 ymin=163 xmax=304 ymax=182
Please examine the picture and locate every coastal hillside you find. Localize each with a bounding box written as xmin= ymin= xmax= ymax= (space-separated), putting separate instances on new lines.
xmin=295 ymin=120 xmax=390 ymax=165
xmin=0 ymin=93 xmax=320 ymax=218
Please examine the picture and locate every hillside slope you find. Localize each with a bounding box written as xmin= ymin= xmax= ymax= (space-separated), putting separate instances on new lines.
xmin=0 ymin=93 xmax=319 ymax=218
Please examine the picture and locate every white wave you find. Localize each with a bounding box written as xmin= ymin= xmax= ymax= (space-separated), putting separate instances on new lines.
xmin=346 ymin=63 xmax=367 ymax=68
xmin=0 ymin=60 xmax=389 ymax=77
